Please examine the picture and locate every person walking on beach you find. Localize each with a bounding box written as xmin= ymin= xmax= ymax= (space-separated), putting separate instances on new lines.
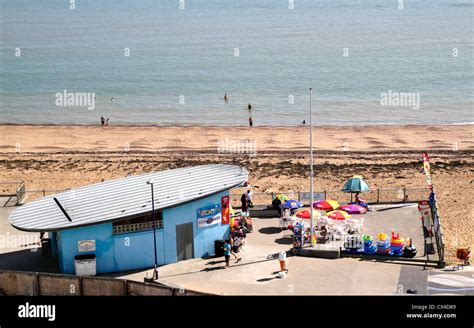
xmin=223 ymin=240 xmax=232 ymax=268
xmin=224 ymin=93 xmax=229 ymax=103
xmin=249 ymin=116 xmax=253 ymax=127
xmin=100 ymin=116 xmax=105 ymax=126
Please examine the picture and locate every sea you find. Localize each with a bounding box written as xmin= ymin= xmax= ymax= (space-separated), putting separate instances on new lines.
xmin=0 ymin=0 xmax=473 ymax=126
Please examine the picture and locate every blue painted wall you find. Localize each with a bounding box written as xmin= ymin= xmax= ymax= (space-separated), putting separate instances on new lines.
xmin=113 ymin=229 xmax=165 ymax=271
xmin=56 ymin=222 xmax=115 ymax=274
xmin=162 ymin=190 xmax=230 ymax=264
xmin=56 ymin=190 xmax=230 ymax=274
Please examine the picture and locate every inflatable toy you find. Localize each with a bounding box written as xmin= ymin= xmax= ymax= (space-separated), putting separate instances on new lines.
xmin=376 ymin=232 xmax=391 ymax=255
xmin=363 ymin=234 xmax=377 ymax=255
xmin=403 ymin=237 xmax=417 ymax=258
xmin=390 ymin=232 xmax=405 ymax=257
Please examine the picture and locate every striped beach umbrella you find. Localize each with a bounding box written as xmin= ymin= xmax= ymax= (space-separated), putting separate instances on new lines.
xmin=327 ymin=210 xmax=351 ymax=220
xmin=313 ymin=200 xmax=340 ymax=211
xmin=296 ymin=209 xmax=321 ymax=220
xmin=274 ymin=193 xmax=289 ymax=202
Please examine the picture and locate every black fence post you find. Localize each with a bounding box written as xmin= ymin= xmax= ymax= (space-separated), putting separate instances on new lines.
xmin=377 ymin=188 xmax=380 ymax=203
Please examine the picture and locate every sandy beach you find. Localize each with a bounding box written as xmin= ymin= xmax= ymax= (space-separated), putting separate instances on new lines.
xmin=0 ymin=124 xmax=472 ymax=262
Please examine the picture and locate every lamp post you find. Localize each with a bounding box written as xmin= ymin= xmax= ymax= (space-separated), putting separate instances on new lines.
xmin=309 ymin=88 xmax=315 ymax=247
xmin=146 ymin=179 xmax=159 ymax=280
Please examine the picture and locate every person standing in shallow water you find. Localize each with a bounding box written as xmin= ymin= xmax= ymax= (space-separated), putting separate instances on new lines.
xmin=224 ymin=93 xmax=229 ymax=103
xmin=249 ymin=116 xmax=253 ymax=127
xmin=248 ymin=103 xmax=252 ymax=111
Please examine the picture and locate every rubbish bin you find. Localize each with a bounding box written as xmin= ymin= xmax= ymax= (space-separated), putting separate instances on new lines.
xmin=74 ymin=254 xmax=96 ymax=276
xmin=41 ymin=238 xmax=51 ymax=257
xmin=214 ymin=240 xmax=225 ymax=258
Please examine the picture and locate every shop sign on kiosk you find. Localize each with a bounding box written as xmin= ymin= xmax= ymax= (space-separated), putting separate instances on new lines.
xmin=418 ymin=200 xmax=432 ymax=236
xmin=78 ymin=240 xmax=96 ymax=252
xmin=221 ymin=196 xmax=230 ymax=225
xmin=197 ymin=204 xmax=222 ymax=228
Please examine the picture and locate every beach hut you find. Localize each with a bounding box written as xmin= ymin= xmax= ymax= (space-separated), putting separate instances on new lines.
xmin=9 ymin=165 xmax=248 ymax=275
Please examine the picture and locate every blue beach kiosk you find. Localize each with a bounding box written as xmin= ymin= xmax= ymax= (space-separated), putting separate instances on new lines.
xmin=9 ymin=165 xmax=248 ymax=274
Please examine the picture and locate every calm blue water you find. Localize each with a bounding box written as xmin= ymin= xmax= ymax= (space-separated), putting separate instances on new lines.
xmin=0 ymin=0 xmax=473 ymax=125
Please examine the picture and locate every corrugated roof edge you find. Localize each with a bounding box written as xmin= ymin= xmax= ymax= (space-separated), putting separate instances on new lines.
xmin=10 ymin=165 xmax=248 ymax=232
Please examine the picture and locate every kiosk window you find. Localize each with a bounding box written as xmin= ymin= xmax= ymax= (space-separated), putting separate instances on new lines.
xmin=113 ymin=213 xmax=163 ymax=234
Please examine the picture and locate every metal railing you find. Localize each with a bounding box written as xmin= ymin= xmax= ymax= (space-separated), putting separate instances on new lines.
xmin=230 ymin=187 xmax=429 ymax=207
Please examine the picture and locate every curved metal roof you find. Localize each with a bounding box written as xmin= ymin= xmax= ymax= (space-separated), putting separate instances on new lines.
xmin=10 ymin=164 xmax=248 ymax=232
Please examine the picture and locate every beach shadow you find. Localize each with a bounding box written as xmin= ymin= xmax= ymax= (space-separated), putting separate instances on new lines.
xmin=257 ymin=277 xmax=277 ymax=283
xmin=274 ymin=237 xmax=293 ymax=245
xmin=258 ymin=227 xmax=282 ymax=234
xmin=0 ymin=248 xmax=59 ymax=273
xmin=201 ymin=267 xmax=226 ymax=272
xmin=205 ymin=260 xmax=225 ymax=265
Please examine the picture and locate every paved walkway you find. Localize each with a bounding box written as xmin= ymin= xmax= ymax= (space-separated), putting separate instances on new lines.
xmin=0 ymin=201 xmax=59 ymax=272
xmin=2 ymin=199 xmax=471 ymax=295
xmin=116 ymin=215 xmax=433 ymax=295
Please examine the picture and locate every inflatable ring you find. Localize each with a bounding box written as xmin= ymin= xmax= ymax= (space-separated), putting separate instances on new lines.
xmin=391 ymin=239 xmax=404 ymax=244
xmin=363 ymin=235 xmax=373 ymax=242
xmin=391 ymin=242 xmax=405 ymax=247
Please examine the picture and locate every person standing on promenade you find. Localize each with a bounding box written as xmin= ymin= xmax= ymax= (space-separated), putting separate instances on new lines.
xmin=229 ymin=235 xmax=241 ymax=263
xmin=278 ymin=250 xmax=288 ymax=273
xmin=240 ymin=192 xmax=248 ymax=214
xmin=246 ymin=190 xmax=253 ymax=208
xmin=223 ymin=240 xmax=232 ymax=268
